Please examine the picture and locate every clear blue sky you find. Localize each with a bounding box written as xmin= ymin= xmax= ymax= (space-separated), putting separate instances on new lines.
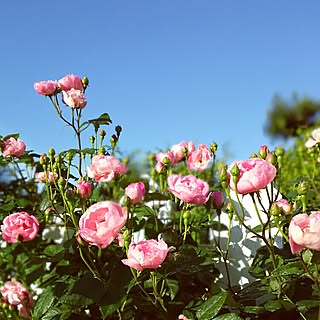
xmin=1 ymin=1 xmax=320 ymax=163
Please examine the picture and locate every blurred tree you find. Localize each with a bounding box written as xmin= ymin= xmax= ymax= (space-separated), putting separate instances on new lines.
xmin=265 ymin=93 xmax=320 ymax=139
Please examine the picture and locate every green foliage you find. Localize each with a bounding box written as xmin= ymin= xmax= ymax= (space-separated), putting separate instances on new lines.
xmin=265 ymin=93 xmax=320 ymax=139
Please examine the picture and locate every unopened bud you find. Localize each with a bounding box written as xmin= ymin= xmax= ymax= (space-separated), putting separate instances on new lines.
xmin=89 ymin=136 xmax=95 ymax=145
xmin=162 ymin=156 xmax=171 ymax=167
xmin=98 ymin=146 xmax=106 ymax=155
xmin=270 ymin=202 xmax=281 ymax=216
xmin=40 ymin=153 xmax=47 ymax=166
xmin=210 ymin=141 xmax=218 ymax=155
xmin=82 ymin=76 xmax=89 ymax=90
xmin=266 ymin=152 xmax=277 ymax=166
xmin=218 ymin=164 xmax=228 ymax=183
xmin=48 ymin=147 xmax=55 ymax=157
xmin=100 ymin=129 xmax=106 ymax=137
xmin=230 ymin=163 xmax=240 ymax=177
xmin=258 ymin=145 xmax=269 ymax=159
xmin=115 ymin=125 xmax=122 ymax=136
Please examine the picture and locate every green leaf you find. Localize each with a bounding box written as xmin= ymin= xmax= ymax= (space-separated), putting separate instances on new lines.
xmin=87 ymin=113 xmax=112 ymax=132
xmin=41 ymin=307 xmax=67 ymax=320
xmin=33 ymin=289 xmax=55 ymax=319
xmin=144 ymin=192 xmax=170 ymax=201
xmin=44 ymin=244 xmax=65 ymax=257
xmin=296 ymin=299 xmax=320 ymax=313
xmin=242 ymin=306 xmax=265 ymax=314
xmin=264 ymin=299 xmax=282 ymax=312
xmin=196 ymin=292 xmax=228 ymax=320
xmin=213 ymin=313 xmax=243 ymax=320
xmin=165 ymin=279 xmax=179 ymax=300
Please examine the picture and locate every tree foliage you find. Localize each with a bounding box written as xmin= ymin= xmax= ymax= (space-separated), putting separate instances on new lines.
xmin=265 ymin=93 xmax=320 ymax=140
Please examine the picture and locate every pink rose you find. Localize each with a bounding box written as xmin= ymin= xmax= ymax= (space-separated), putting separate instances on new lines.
xmin=170 ymin=140 xmax=196 ymax=164
xmin=34 ymin=80 xmax=59 ymax=96
xmin=78 ymin=201 xmax=128 ymax=248
xmin=156 ymin=151 xmax=175 ymax=165
xmin=2 ymin=137 xmax=26 ymax=157
xmin=35 ymin=171 xmax=58 ymax=183
xmin=155 ymin=161 xmax=165 ymax=173
xmin=187 ymin=144 xmax=212 ymax=171
xmin=289 ymin=212 xmax=320 ymax=254
xmin=87 ymin=154 xmax=128 ymax=183
xmin=125 ymin=182 xmax=146 ymax=204
xmin=0 ymin=278 xmax=33 ymax=318
xmin=305 ymin=128 xmax=320 ymax=148
xmin=228 ymin=158 xmax=276 ymax=194
xmin=178 ymin=315 xmax=193 ymax=320
xmin=1 ymin=212 xmax=39 ymax=243
xmin=167 ymin=174 xmax=210 ymax=205
xmin=121 ymin=239 xmax=173 ymax=271
xmin=62 ymin=89 xmax=87 ymax=109
xmin=276 ymin=198 xmax=292 ymax=215
xmin=77 ymin=180 xmax=92 ymax=198
xmin=58 ymin=74 xmax=83 ymax=91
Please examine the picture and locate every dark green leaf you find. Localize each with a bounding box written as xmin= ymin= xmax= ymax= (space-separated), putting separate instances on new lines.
xmin=33 ymin=289 xmax=55 ymax=319
xmin=196 ymin=292 xmax=228 ymax=320
xmin=214 ymin=313 xmax=243 ymax=320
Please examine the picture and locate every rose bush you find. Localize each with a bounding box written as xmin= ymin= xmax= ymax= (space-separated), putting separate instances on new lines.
xmin=1 ymin=73 xmax=320 ymax=319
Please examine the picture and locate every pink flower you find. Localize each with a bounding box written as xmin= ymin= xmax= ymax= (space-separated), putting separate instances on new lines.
xmin=58 ymin=74 xmax=83 ymax=91
xmin=62 ymin=89 xmax=87 ymax=109
xmin=125 ymin=182 xmax=146 ymax=204
xmin=155 ymin=161 xmax=165 ymax=173
xmin=35 ymin=171 xmax=58 ymax=183
xmin=167 ymin=174 xmax=210 ymax=205
xmin=289 ymin=212 xmax=320 ymax=254
xmin=170 ymin=141 xmax=196 ymax=164
xmin=78 ymin=201 xmax=128 ymax=248
xmin=156 ymin=151 xmax=175 ymax=165
xmin=0 ymin=278 xmax=33 ymax=318
xmin=178 ymin=315 xmax=192 ymax=320
xmin=77 ymin=180 xmax=92 ymax=198
xmin=187 ymin=144 xmax=212 ymax=171
xmin=2 ymin=137 xmax=26 ymax=157
xmin=87 ymin=154 xmax=128 ymax=183
xmin=34 ymin=80 xmax=59 ymax=96
xmin=228 ymin=158 xmax=277 ymax=194
xmin=305 ymin=128 xmax=320 ymax=148
xmin=121 ymin=239 xmax=173 ymax=271
xmin=212 ymin=191 xmax=224 ymax=210
xmin=276 ymin=198 xmax=292 ymax=215
xmin=1 ymin=212 xmax=39 ymax=243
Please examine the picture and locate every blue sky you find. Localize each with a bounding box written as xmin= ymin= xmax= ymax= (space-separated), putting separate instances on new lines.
xmin=1 ymin=1 xmax=320 ymax=163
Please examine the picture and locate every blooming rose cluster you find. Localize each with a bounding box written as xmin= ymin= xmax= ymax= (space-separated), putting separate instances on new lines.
xmin=154 ymin=141 xmax=213 ymax=172
xmin=0 ymin=278 xmax=33 ymax=318
xmin=34 ymin=73 xmax=87 ymax=109
xmin=1 ymin=137 xmax=26 ymax=157
xmin=35 ymin=171 xmax=58 ymax=183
